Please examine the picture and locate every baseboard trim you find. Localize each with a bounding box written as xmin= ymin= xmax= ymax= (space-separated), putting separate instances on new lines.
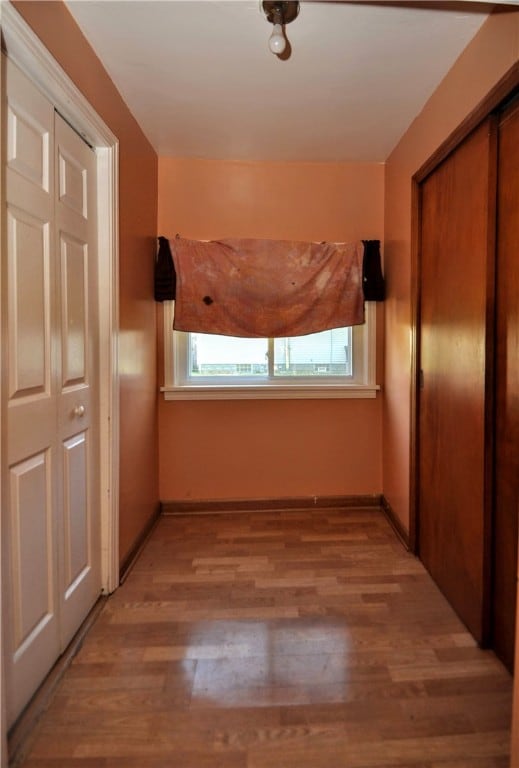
xmin=162 ymin=494 xmax=383 ymax=515
xmin=8 ymin=595 xmax=107 ymax=768
xmin=381 ymin=495 xmax=410 ymax=549
xmin=159 ymin=495 xmax=411 ymax=548
xmin=119 ymin=503 xmax=162 ymax=584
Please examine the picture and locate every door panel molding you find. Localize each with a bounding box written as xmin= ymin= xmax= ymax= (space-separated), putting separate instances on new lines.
xmin=7 ymin=207 xmax=52 ymax=400
xmin=60 ymin=233 xmax=88 ymax=388
xmin=62 ymin=431 xmax=89 ymax=592
xmin=9 ymin=451 xmax=54 ymax=654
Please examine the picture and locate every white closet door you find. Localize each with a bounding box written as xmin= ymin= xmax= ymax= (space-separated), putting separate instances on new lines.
xmin=55 ymin=112 xmax=100 ymax=649
xmin=3 ymin=60 xmax=102 ymax=728
xmin=4 ymin=58 xmax=60 ymax=728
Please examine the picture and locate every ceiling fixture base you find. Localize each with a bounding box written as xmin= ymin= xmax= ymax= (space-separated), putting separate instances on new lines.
xmin=262 ymin=1 xmax=300 ymax=26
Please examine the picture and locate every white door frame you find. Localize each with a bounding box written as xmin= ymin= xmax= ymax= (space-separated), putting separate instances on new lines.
xmin=1 ymin=1 xmax=120 ymax=758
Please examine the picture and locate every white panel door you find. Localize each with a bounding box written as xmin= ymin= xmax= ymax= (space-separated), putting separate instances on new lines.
xmin=55 ymin=112 xmax=100 ymax=648
xmin=3 ymin=58 xmax=60 ymax=728
xmin=3 ymin=61 xmax=101 ymax=728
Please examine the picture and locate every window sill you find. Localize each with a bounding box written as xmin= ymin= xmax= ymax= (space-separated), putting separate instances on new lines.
xmin=161 ymin=384 xmax=380 ymax=401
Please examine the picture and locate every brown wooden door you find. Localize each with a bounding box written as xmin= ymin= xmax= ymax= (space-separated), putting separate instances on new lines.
xmin=493 ymin=100 xmax=519 ymax=671
xmin=418 ymin=117 xmax=497 ymax=645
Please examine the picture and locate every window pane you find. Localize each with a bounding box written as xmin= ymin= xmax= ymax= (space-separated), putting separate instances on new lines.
xmin=273 ymin=328 xmax=352 ymax=377
xmin=189 ymin=333 xmax=268 ymax=377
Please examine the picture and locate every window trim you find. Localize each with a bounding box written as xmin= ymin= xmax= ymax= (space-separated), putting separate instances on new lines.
xmin=161 ymin=301 xmax=379 ymax=400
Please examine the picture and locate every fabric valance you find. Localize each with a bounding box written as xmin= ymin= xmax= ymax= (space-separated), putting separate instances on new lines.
xmin=154 ymin=236 xmax=384 ymax=338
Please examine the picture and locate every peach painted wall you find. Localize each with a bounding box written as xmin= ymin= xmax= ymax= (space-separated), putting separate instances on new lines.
xmin=158 ymin=158 xmax=384 ymax=502
xmin=12 ymin=1 xmax=160 ymax=564
xmin=383 ymin=7 xmax=519 ymax=532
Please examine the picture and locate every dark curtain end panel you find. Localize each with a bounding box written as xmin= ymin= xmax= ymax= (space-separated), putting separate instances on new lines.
xmin=362 ymin=239 xmax=385 ymax=301
xmin=154 ymin=235 xmax=176 ymax=302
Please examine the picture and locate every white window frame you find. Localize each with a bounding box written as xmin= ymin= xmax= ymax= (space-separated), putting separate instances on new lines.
xmin=161 ymin=301 xmax=379 ymax=400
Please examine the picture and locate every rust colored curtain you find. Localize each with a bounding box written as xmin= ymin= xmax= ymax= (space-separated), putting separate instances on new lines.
xmin=171 ymin=237 xmax=365 ymax=338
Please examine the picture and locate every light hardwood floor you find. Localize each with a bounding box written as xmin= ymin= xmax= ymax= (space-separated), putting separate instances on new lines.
xmin=16 ymin=508 xmax=512 ymax=767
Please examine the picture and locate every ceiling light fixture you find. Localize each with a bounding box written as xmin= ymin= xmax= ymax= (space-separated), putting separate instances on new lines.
xmin=262 ymin=1 xmax=300 ymax=57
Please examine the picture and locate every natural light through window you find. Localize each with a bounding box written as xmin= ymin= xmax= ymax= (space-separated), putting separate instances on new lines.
xmin=189 ymin=327 xmax=351 ymax=379
xmin=162 ymin=301 xmax=378 ymax=400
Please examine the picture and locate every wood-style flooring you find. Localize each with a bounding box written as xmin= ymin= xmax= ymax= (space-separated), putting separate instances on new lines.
xmin=16 ymin=508 xmax=512 ymax=767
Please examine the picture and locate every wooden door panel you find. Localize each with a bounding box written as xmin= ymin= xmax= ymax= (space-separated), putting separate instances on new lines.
xmin=418 ymin=118 xmax=496 ymax=644
xmin=7 ymin=83 xmax=51 ymax=194
xmin=3 ymin=61 xmax=101 ymax=727
xmin=7 ymin=207 xmax=51 ymax=399
xmin=9 ymin=451 xmax=54 ymax=650
xmin=58 ymin=145 xmax=87 ymax=218
xmin=55 ymin=113 xmax=100 ymax=650
xmin=7 ymin=450 xmax=58 ymax=720
xmin=493 ymin=101 xmax=519 ymax=671
xmin=60 ymin=233 xmax=88 ymax=387
xmin=3 ymin=59 xmax=60 ymax=729
xmin=62 ymin=432 xmax=90 ymax=595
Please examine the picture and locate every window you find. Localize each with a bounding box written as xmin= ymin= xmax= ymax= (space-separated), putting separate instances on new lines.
xmin=162 ymin=301 xmax=378 ymax=400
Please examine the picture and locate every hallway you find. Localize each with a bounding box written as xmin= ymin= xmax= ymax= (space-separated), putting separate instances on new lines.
xmin=15 ymin=508 xmax=512 ymax=767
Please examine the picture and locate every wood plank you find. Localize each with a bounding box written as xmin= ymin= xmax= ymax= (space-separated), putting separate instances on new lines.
xmin=13 ymin=508 xmax=512 ymax=768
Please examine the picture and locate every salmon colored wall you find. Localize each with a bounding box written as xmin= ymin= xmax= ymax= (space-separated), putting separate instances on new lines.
xmin=383 ymin=8 xmax=519 ymax=532
xmin=12 ymin=1 xmax=160 ymax=564
xmin=158 ymin=158 xmax=384 ymax=502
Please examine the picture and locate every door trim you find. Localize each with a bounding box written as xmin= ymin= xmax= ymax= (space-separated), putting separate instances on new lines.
xmin=1 ymin=4 xmax=120 ymax=754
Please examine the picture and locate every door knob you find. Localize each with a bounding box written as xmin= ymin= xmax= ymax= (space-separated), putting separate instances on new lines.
xmin=73 ymin=405 xmax=85 ymax=417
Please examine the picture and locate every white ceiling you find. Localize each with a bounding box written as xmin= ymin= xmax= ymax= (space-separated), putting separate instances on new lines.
xmin=64 ymin=0 xmax=508 ymax=162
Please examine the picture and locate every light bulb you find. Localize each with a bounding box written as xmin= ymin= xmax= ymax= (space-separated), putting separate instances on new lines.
xmin=268 ymin=23 xmax=286 ymax=55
